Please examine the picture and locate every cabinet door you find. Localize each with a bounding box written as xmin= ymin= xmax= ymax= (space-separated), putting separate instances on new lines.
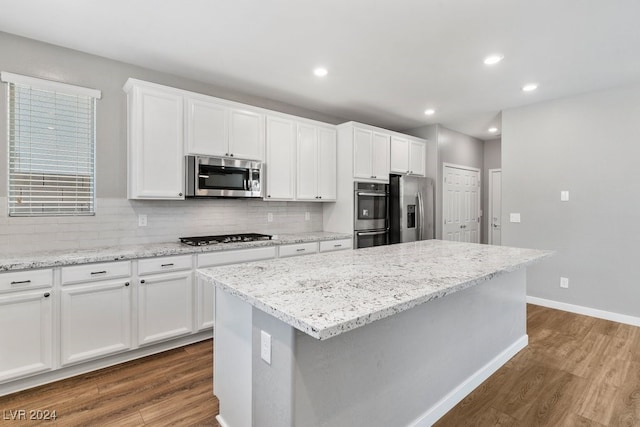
xmin=353 ymin=128 xmax=373 ymax=179
xmin=138 ymin=271 xmax=193 ymax=346
xmin=185 ymin=98 xmax=227 ymax=156
xmin=196 ymin=277 xmax=214 ymax=331
xmin=61 ymin=280 xmax=132 ymax=366
xmin=371 ymin=132 xmax=390 ymax=180
xmin=0 ymin=290 xmax=52 ymax=382
xmin=229 ymin=109 xmax=264 ymax=160
xmin=128 ymin=85 xmax=184 ymax=199
xmin=265 ymin=116 xmax=296 ymax=200
xmin=390 ymin=136 xmax=409 ymax=174
xmin=409 ymin=140 xmax=426 ymax=176
xmin=297 ymin=124 xmax=319 ymax=200
xmin=317 ymin=127 xmax=337 ymax=200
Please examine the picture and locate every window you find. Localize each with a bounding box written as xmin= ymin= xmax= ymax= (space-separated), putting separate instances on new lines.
xmin=1 ymin=72 xmax=101 ymax=216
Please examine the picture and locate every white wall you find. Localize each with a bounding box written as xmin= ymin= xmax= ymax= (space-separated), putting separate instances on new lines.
xmin=502 ymin=82 xmax=640 ymax=317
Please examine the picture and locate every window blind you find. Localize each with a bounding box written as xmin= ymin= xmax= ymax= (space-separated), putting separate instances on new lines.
xmin=2 ymin=73 xmax=100 ymax=216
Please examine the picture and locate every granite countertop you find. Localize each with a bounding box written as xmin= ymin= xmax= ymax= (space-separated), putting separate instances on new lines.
xmin=197 ymin=240 xmax=552 ymax=340
xmin=0 ymin=231 xmax=352 ymax=272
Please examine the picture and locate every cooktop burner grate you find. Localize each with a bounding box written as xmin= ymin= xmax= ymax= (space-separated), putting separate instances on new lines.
xmin=179 ymin=233 xmax=273 ymax=246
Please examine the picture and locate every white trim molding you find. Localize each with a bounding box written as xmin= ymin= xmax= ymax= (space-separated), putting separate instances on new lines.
xmin=1 ymin=71 xmax=102 ymax=99
xmin=527 ymin=296 xmax=640 ymax=327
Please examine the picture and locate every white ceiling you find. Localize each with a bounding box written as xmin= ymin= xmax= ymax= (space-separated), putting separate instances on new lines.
xmin=1 ymin=0 xmax=640 ymax=140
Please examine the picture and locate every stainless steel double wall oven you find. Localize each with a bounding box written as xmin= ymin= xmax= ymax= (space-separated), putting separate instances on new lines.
xmin=354 ymin=182 xmax=389 ymax=248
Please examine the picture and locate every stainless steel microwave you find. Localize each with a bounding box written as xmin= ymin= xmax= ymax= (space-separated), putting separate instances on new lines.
xmin=185 ymin=156 xmax=263 ymax=198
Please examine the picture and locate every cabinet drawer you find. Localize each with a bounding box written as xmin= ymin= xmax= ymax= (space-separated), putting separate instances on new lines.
xmin=61 ymin=261 xmax=132 ymax=285
xmin=0 ymin=269 xmax=53 ymax=293
xmin=319 ymin=239 xmax=352 ymax=253
xmin=197 ymin=246 xmax=276 ymax=267
xmin=138 ymin=255 xmax=193 ymax=276
xmin=279 ymin=242 xmax=318 ymax=258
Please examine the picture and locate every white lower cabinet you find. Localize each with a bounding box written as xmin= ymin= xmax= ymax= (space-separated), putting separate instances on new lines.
xmin=60 ymin=279 xmax=132 ymax=366
xmin=138 ymin=270 xmax=193 ymax=346
xmin=196 ymin=278 xmax=215 ymax=330
xmin=0 ymin=289 xmax=53 ymax=382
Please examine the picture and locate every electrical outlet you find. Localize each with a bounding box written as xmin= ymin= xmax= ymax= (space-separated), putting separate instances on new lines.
xmin=560 ymin=277 xmax=569 ymax=289
xmin=138 ymin=214 xmax=147 ymax=227
xmin=267 ymin=213 xmax=273 ymax=222
xmin=305 ymin=212 xmax=310 ymax=221
xmin=260 ymin=330 xmax=271 ymax=364
xmin=561 ymin=191 xmax=570 ymax=201
xmin=509 ymin=213 xmax=521 ymax=223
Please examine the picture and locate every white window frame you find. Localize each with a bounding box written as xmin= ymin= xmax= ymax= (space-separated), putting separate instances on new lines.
xmin=1 ymin=72 xmax=101 ymax=217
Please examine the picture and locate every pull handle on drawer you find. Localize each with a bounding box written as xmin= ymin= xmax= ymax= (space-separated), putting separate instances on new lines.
xmin=334 ymin=244 xmax=342 ymax=247
xmin=296 ymin=248 xmax=306 ymax=252
xmin=91 ymin=271 xmax=107 ymax=276
xmin=44 ymin=292 xmax=50 ymax=298
xmin=10 ymin=280 xmax=32 ymax=285
xmin=161 ymin=263 xmax=174 ymax=267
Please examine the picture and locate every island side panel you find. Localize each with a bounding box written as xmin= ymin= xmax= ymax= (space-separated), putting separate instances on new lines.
xmin=289 ymin=269 xmax=527 ymax=427
xmin=214 ymin=288 xmax=253 ymax=427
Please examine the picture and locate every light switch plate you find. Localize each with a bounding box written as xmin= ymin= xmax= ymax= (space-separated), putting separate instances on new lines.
xmin=260 ymin=330 xmax=271 ymax=364
xmin=561 ymin=191 xmax=569 ymax=201
xmin=509 ymin=213 xmax=521 ymax=223
xmin=138 ymin=214 xmax=147 ymax=227
xmin=267 ymin=213 xmax=273 ymax=222
xmin=560 ymin=277 xmax=569 ymax=288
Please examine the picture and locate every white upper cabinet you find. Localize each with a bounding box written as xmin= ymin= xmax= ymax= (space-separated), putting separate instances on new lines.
xmin=185 ymin=96 xmax=264 ymax=161
xmin=265 ymin=116 xmax=296 ymax=200
xmin=391 ymin=136 xmax=426 ymax=176
xmin=125 ymin=80 xmax=185 ymax=200
xmin=353 ymin=128 xmax=390 ymax=181
xmin=296 ymin=124 xmax=337 ymax=201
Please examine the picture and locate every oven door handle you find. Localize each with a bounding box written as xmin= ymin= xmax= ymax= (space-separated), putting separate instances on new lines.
xmin=356 ymin=192 xmax=387 ymax=197
xmin=356 ymin=230 xmax=388 ymax=236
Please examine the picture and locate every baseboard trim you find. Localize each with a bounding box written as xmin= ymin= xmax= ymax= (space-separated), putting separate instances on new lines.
xmin=215 ymin=415 xmax=230 ymax=427
xmin=527 ymin=296 xmax=640 ymax=327
xmin=410 ymin=334 xmax=528 ymax=426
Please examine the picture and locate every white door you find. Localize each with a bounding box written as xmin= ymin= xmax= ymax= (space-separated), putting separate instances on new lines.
xmin=0 ymin=290 xmax=52 ymax=381
xmin=185 ymin=97 xmax=227 ymax=156
xmin=317 ymin=127 xmax=337 ymax=200
xmin=297 ymin=124 xmax=319 ymax=200
xmin=489 ymin=169 xmax=502 ymax=245
xmin=228 ymin=109 xmax=264 ymax=160
xmin=138 ymin=271 xmax=193 ymax=346
xmin=265 ymin=116 xmax=296 ymax=200
xmin=61 ymin=280 xmax=132 ymax=365
xmin=443 ymin=164 xmax=481 ymax=243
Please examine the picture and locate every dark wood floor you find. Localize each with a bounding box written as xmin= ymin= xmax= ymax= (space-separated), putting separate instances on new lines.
xmin=1 ymin=305 xmax=639 ymax=426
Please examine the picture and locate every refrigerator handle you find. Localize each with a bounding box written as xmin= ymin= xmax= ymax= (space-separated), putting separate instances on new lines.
xmin=417 ymin=191 xmax=425 ymax=240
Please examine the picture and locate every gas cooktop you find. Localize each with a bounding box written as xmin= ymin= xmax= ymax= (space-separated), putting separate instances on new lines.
xmin=179 ymin=233 xmax=272 ymax=246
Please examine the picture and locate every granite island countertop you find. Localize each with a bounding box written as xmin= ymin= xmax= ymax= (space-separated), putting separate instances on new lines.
xmin=0 ymin=231 xmax=352 ymax=271
xmin=197 ymin=240 xmax=552 ymax=340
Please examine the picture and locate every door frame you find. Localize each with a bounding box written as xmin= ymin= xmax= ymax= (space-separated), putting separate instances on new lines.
xmin=442 ymin=163 xmax=481 ymax=242
xmin=488 ymin=168 xmax=501 ymax=245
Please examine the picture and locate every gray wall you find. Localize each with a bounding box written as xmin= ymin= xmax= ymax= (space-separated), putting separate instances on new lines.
xmin=408 ymin=124 xmax=484 ymax=240
xmin=0 ymin=31 xmax=345 ymax=199
xmin=502 ymin=82 xmax=640 ymax=317
xmin=0 ymin=32 xmax=346 ymax=252
xmin=482 ymin=139 xmax=501 ymax=243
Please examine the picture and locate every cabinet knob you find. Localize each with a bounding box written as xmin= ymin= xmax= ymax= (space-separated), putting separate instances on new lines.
xmin=225 ymin=153 xmax=229 ymax=156
xmin=230 ymin=153 xmax=234 ymax=157
xmin=318 ymin=196 xmax=322 ymax=199
xmin=125 ymin=282 xmax=130 ymax=287
xmin=267 ymin=195 xmax=271 ymax=198
xmin=140 ymin=279 xmax=145 ymax=284
xmin=179 ymin=192 xmax=183 ymax=197
xmin=44 ymin=292 xmax=50 ymax=298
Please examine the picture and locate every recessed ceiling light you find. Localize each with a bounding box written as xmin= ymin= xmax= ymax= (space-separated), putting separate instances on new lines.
xmin=488 ymin=127 xmax=498 ymax=133
xmin=313 ymin=67 xmax=328 ymax=77
xmin=424 ymin=109 xmax=435 ymax=116
xmin=483 ymin=54 xmax=504 ymax=65
xmin=522 ymin=83 xmax=538 ymax=92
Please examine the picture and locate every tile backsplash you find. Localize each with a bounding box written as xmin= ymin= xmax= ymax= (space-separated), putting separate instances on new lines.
xmin=0 ymin=197 xmax=323 ymax=254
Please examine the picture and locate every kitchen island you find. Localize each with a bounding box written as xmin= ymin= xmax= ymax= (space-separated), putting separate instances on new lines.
xmin=197 ymin=240 xmax=551 ymax=427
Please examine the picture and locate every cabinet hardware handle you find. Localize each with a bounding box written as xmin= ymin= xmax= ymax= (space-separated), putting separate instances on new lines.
xmin=296 ymin=248 xmax=306 ymax=252
xmin=44 ymin=292 xmax=50 ymax=298
xmin=225 ymin=153 xmax=229 ymax=156
xmin=318 ymin=196 xmax=322 ymax=199
xmin=230 ymin=153 xmax=234 ymax=157
xmin=125 ymin=282 xmax=130 ymax=287
xmin=91 ymin=271 xmax=107 ymax=275
xmin=334 ymin=244 xmax=342 ymax=247
xmin=10 ymin=280 xmax=31 ymax=285
xmin=161 ymin=263 xmax=174 ymax=267
xmin=140 ymin=279 xmax=146 ymax=284
xmin=179 ymin=192 xmax=183 ymax=197
xmin=267 ymin=195 xmax=271 ymax=198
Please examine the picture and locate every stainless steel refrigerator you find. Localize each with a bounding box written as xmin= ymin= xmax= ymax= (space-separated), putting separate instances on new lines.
xmin=389 ymin=174 xmax=435 ymax=243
